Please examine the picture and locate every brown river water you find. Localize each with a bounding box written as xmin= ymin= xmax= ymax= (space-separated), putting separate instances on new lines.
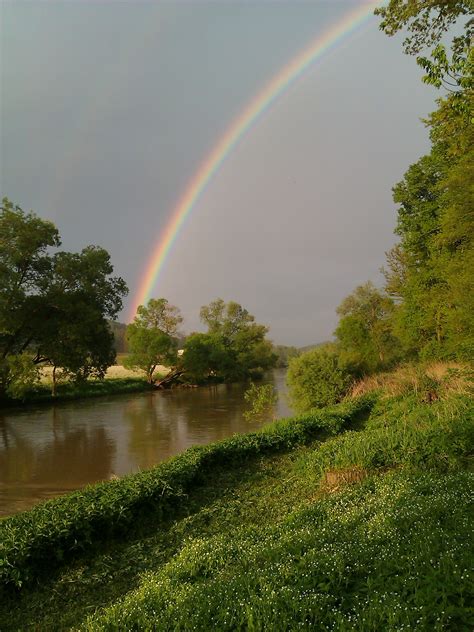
xmin=0 ymin=369 xmax=292 ymax=517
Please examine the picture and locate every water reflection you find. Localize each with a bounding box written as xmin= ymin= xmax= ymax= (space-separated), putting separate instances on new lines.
xmin=0 ymin=370 xmax=291 ymax=516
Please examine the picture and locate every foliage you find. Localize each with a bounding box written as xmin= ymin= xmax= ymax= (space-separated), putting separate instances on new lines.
xmin=108 ymin=321 xmax=128 ymax=354
xmin=0 ymin=396 xmax=374 ymax=590
xmin=335 ymin=281 xmax=401 ymax=374
xmin=243 ymin=383 xmax=278 ymax=421
xmin=181 ymin=332 xmax=233 ymax=383
xmin=287 ymin=346 xmax=352 ymax=413
xmin=374 ymin=0 xmax=474 ymax=362
xmin=124 ymin=299 xmax=182 ymax=384
xmin=273 ymin=344 xmax=300 ymax=368
xmin=182 ymin=299 xmax=276 ymax=382
xmin=375 ymin=0 xmax=473 ymax=94
xmin=3 ymin=354 xmax=40 ymax=400
xmin=0 ymin=199 xmax=128 ymax=396
xmin=383 ymin=91 xmax=473 ymax=360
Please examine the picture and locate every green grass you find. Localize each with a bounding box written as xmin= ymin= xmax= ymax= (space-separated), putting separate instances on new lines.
xmin=0 ymin=393 xmax=472 ymax=630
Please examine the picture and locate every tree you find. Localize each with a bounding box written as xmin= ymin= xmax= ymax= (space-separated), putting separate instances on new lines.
xmin=375 ymin=1 xmax=473 ymax=94
xmin=383 ymin=97 xmax=473 ymax=359
xmin=376 ymin=0 xmax=473 ymax=361
xmin=0 ymin=199 xmax=128 ymax=396
xmin=335 ymin=282 xmax=400 ymax=375
xmin=124 ymin=299 xmax=183 ymax=384
xmin=286 ymin=346 xmax=351 ymax=413
xmin=182 ymin=299 xmax=276 ymax=382
xmin=181 ymin=332 xmax=233 ymax=383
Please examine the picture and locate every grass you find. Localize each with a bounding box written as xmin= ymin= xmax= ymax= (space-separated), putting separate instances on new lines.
xmin=0 ymin=393 xmax=472 ymax=630
xmin=349 ymin=361 xmax=473 ymax=401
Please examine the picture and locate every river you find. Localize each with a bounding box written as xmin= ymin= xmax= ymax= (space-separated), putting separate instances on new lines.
xmin=0 ymin=369 xmax=292 ymax=517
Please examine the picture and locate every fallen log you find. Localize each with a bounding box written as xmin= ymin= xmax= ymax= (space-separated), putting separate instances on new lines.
xmin=154 ymin=368 xmax=184 ymax=389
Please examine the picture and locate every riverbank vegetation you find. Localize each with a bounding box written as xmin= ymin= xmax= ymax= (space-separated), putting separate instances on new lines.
xmin=1 ymin=388 xmax=472 ymax=629
xmin=0 ymin=376 xmax=151 ymax=408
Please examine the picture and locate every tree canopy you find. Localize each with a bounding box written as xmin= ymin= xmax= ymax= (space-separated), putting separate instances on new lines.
xmin=124 ymin=299 xmax=183 ymax=384
xmin=0 ymin=198 xmax=128 ymax=397
xmin=375 ymin=0 xmax=473 ymax=92
xmin=182 ymin=299 xmax=276 ymax=382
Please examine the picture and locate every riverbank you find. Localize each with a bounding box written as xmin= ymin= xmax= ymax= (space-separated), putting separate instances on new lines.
xmin=1 ymin=391 xmax=472 ymax=629
xmin=0 ymin=376 xmax=152 ymax=409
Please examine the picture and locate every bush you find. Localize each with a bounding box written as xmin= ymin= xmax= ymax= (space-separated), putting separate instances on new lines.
xmin=243 ymin=383 xmax=278 ymax=421
xmin=287 ymin=347 xmax=351 ymax=413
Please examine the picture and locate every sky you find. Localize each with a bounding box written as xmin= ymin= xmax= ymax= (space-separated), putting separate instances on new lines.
xmin=1 ymin=1 xmax=438 ymax=346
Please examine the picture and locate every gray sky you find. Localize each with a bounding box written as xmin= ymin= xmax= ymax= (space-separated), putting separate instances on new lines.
xmin=1 ymin=1 xmax=437 ymax=345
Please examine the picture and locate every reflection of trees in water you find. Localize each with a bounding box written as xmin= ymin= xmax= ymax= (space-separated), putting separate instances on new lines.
xmin=124 ymin=382 xmax=275 ymax=471
xmin=32 ymin=427 xmax=115 ymax=484
xmin=0 ymin=416 xmax=36 ymax=483
xmin=0 ymin=416 xmax=115 ymax=486
xmin=125 ymin=393 xmax=173 ymax=470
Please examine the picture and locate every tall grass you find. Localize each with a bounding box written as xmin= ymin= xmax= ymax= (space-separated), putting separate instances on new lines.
xmin=349 ymin=362 xmax=473 ymax=401
xmin=297 ymin=395 xmax=474 ymax=479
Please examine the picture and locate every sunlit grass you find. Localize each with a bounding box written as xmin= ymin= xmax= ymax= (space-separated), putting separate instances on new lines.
xmin=349 ymin=361 xmax=473 ymax=400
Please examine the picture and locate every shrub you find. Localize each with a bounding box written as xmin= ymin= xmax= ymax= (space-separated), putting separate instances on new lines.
xmin=287 ymin=347 xmax=351 ymax=413
xmin=243 ymin=383 xmax=278 ymax=421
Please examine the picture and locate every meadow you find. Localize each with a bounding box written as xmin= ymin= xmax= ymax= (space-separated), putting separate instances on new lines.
xmin=1 ymin=387 xmax=472 ymax=630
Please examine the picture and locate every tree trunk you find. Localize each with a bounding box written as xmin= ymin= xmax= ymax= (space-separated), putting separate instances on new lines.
xmin=52 ymin=365 xmax=57 ymax=398
xmin=154 ymin=368 xmax=184 ymax=389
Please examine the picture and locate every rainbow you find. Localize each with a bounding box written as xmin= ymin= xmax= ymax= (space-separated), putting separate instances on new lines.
xmin=130 ymin=1 xmax=382 ymax=320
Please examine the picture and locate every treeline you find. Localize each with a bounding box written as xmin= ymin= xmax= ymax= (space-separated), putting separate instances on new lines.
xmin=124 ymin=297 xmax=277 ymax=385
xmin=108 ymin=330 xmax=315 ymax=369
xmin=288 ymin=0 xmax=473 ymax=411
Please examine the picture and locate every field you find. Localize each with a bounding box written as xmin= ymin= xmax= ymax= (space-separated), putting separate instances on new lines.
xmin=1 ymin=390 xmax=472 ymax=630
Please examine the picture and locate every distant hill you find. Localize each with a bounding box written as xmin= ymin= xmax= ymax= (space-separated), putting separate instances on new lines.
xmin=297 ymin=342 xmax=330 ymax=354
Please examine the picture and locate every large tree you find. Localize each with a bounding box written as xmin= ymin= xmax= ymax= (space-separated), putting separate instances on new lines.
xmin=124 ymin=298 xmax=183 ymax=384
xmin=0 ymin=199 xmax=128 ymax=396
xmin=377 ymin=0 xmax=473 ymax=360
xmin=182 ymin=299 xmax=276 ymax=382
xmin=384 ymin=97 xmax=473 ymax=359
xmin=335 ymin=282 xmax=400 ymax=375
